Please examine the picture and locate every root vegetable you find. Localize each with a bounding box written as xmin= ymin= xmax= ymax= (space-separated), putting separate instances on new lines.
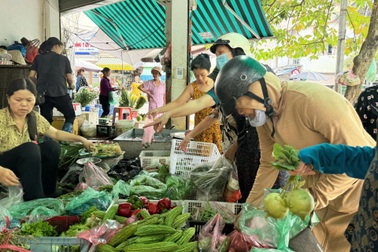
xmin=286 ymin=189 xmax=315 ymax=221
xmin=263 ymin=192 xmax=289 ymax=219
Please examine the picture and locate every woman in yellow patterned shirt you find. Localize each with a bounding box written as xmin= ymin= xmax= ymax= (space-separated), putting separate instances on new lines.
xmin=0 ymin=79 xmax=94 ymax=201
xmin=148 ymin=54 xmax=222 ymax=152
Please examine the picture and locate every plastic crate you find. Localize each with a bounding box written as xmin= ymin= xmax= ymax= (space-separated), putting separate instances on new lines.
xmin=170 ymin=139 xmax=220 ymax=178
xmin=139 ymin=150 xmax=170 ymax=168
xmin=183 ymin=200 xmax=242 ymax=216
xmin=27 ymin=237 xmax=91 ymax=252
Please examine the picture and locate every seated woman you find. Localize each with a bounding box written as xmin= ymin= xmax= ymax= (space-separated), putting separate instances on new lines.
xmin=0 ymin=78 xmax=94 ymax=201
xmin=149 ymin=54 xmax=222 ymax=152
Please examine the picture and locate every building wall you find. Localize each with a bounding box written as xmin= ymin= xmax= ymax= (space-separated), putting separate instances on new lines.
xmin=0 ymin=0 xmax=60 ymax=47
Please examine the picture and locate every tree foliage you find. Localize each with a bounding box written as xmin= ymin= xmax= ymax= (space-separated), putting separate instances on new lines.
xmin=252 ymin=0 xmax=373 ymax=61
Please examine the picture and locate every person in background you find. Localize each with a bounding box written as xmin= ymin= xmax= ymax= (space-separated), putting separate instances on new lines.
xmin=355 ymin=84 xmax=378 ymax=140
xmin=138 ymin=66 xmax=166 ymax=115
xmin=215 ymin=55 xmax=374 ymax=251
xmin=145 ymin=33 xmax=277 ymax=203
xmin=76 ymin=68 xmax=89 ymax=92
xmin=294 ymin=142 xmax=377 ymax=252
xmin=99 ymin=67 xmax=117 ymax=117
xmin=0 ymin=79 xmax=93 ymax=201
xmin=29 ymin=37 xmax=76 ymax=133
xmin=149 ymin=54 xmax=222 ymax=152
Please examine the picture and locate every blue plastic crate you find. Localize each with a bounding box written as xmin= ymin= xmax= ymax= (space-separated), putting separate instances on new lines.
xmin=27 ymin=237 xmax=91 ymax=252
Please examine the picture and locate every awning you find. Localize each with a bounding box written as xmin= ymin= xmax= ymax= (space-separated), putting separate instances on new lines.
xmin=75 ymin=58 xmax=102 ymax=72
xmin=84 ymin=0 xmax=273 ymax=50
xmin=96 ymin=57 xmax=135 ymax=71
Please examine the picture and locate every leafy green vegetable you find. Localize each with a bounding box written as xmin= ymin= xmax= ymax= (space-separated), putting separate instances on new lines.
xmin=80 ymin=206 xmax=99 ymax=223
xmin=60 ymin=223 xmax=90 ymax=237
xmin=271 ymin=143 xmax=300 ymax=171
xmin=21 ymin=221 xmax=58 ymax=237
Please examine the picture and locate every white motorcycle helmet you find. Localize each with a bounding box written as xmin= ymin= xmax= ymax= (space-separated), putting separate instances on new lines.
xmin=210 ymin=32 xmax=251 ymax=55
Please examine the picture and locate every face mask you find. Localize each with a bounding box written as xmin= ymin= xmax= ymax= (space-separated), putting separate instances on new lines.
xmin=216 ymin=53 xmax=230 ymax=70
xmin=247 ymin=109 xmax=267 ymax=127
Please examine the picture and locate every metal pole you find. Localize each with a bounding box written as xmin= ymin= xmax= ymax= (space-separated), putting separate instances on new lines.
xmin=335 ymin=0 xmax=348 ymax=94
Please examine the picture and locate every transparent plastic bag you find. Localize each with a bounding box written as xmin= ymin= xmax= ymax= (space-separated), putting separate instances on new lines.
xmin=8 ymin=198 xmax=64 ymax=221
xmin=130 ymin=174 xmax=167 ymax=199
xmin=198 ymin=213 xmax=229 ymax=252
xmin=223 ymin=162 xmax=242 ymax=202
xmin=238 ymin=202 xmax=312 ymax=251
xmin=0 ymin=185 xmax=24 ymax=209
xmin=228 ymin=230 xmax=272 ymax=251
xmin=80 ymin=120 xmax=97 ymax=137
xmin=191 ymin=155 xmax=233 ymax=201
xmin=78 ymin=219 xmax=122 ymax=245
xmin=65 ymin=187 xmax=112 ymax=215
xmin=111 ymin=180 xmax=131 ymax=200
xmin=79 ymin=162 xmax=113 ymax=190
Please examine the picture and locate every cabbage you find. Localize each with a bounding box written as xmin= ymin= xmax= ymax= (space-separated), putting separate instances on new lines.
xmin=263 ymin=192 xmax=289 ymax=219
xmin=286 ymin=189 xmax=315 ymax=221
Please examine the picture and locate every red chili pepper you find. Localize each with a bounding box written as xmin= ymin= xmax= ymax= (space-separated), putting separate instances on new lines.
xmin=117 ymin=202 xmax=133 ymax=217
xmin=139 ymin=196 xmax=150 ymax=208
xmin=147 ymin=202 xmax=161 ymax=215
xmin=157 ymin=198 xmax=171 ymax=211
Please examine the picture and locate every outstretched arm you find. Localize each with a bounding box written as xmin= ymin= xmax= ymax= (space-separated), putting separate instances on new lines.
xmin=149 ymin=85 xmax=193 ymax=118
xmin=297 ymin=143 xmax=375 ymax=179
xmin=144 ymin=94 xmax=216 ymax=132
xmin=179 ymin=116 xmax=217 ymax=151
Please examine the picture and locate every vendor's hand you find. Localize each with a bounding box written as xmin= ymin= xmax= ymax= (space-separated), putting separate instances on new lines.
xmin=147 ymin=109 xmax=159 ymax=119
xmin=288 ymin=161 xmax=316 ymax=176
xmin=143 ymin=113 xmax=170 ymax=133
xmin=0 ymin=166 xmax=19 ymax=186
xmin=81 ymin=138 xmax=95 ymax=152
xmin=179 ymin=135 xmax=191 ymax=152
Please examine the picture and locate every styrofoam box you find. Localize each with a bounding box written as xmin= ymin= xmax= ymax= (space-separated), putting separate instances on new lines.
xmin=139 ymin=150 xmax=170 ymax=168
xmin=169 ymin=139 xmax=220 ymax=178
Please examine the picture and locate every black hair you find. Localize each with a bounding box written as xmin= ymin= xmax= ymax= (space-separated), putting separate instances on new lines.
xmin=101 ymin=67 xmax=110 ymax=74
xmin=38 ymin=41 xmax=50 ymax=54
xmin=7 ymin=79 xmax=38 ymax=140
xmin=77 ymin=68 xmax=85 ymax=76
xmin=190 ymin=53 xmax=211 ymax=72
xmin=231 ymin=48 xmax=246 ymax=57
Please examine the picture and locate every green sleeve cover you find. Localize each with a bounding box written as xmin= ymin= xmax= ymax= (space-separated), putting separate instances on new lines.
xmin=298 ymin=143 xmax=375 ymax=179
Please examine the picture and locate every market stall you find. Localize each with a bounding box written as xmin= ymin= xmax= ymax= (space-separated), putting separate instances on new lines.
xmin=0 ymin=140 xmax=319 ymax=252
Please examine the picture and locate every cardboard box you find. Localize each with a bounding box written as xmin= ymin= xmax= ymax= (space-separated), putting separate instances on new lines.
xmin=52 ymin=117 xmax=79 ymax=135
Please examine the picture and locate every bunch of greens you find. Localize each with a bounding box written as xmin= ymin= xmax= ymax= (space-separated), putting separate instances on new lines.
xmin=271 ymin=143 xmax=300 ymax=171
xmin=74 ymin=88 xmax=98 ymax=107
xmin=21 ymin=221 xmax=58 ymax=237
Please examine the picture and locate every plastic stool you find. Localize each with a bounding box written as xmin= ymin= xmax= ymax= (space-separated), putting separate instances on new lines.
xmin=112 ymin=107 xmax=133 ymax=124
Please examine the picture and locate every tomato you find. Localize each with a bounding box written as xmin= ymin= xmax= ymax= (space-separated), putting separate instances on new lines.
xmin=157 ymin=198 xmax=171 ymax=211
xmin=117 ymin=202 xmax=133 ymax=217
xmin=147 ymin=202 xmax=161 ymax=215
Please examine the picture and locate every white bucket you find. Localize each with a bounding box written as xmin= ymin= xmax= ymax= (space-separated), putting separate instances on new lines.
xmin=115 ymin=120 xmax=135 ymax=136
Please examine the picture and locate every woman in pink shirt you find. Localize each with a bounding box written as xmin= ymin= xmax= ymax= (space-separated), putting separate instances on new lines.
xmin=138 ymin=66 xmax=166 ymax=114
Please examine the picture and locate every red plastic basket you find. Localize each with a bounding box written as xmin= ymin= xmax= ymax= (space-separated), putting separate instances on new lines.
xmin=46 ymin=216 xmax=81 ymax=234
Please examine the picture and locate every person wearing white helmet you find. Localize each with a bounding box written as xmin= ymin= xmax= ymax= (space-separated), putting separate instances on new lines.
xmin=145 ymin=33 xmax=282 ymax=203
xmin=215 ymin=55 xmax=374 ymax=252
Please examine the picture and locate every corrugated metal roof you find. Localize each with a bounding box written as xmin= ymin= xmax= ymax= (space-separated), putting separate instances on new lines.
xmin=84 ymin=0 xmax=273 ymax=50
